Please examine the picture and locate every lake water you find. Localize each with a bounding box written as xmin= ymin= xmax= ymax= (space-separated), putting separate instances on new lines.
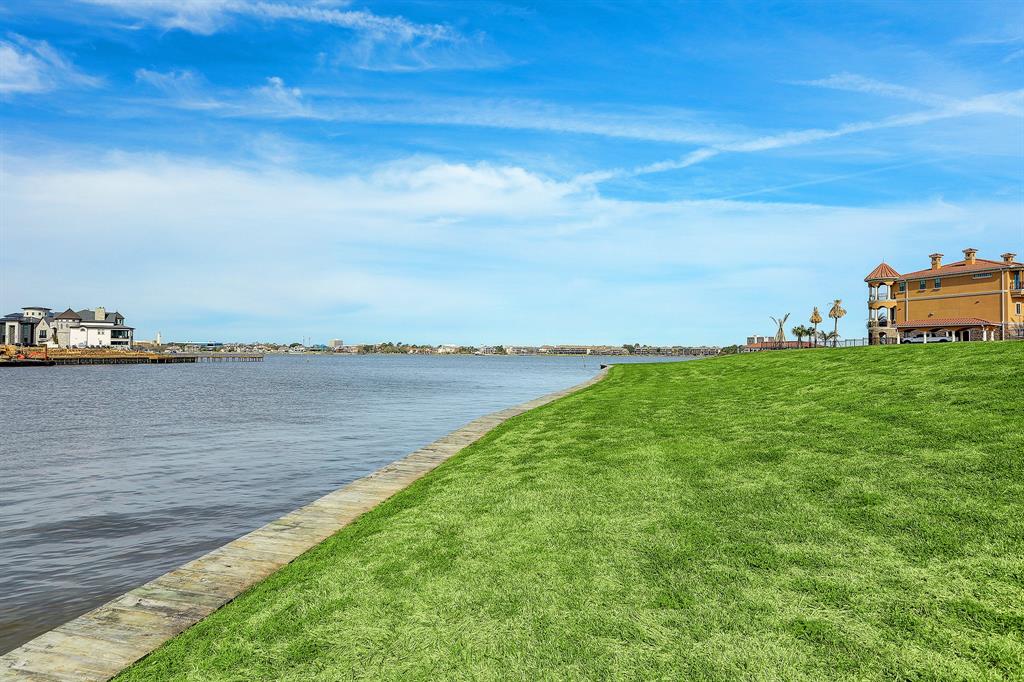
xmin=0 ymin=354 xmax=692 ymax=653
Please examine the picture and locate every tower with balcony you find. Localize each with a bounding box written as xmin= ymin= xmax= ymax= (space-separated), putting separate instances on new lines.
xmin=865 ymin=262 xmax=900 ymax=345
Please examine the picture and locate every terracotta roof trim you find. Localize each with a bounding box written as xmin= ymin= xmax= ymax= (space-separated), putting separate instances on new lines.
xmin=895 ymin=317 xmax=996 ymax=328
xmin=864 ymin=262 xmax=901 ymax=282
xmin=898 ymin=258 xmax=1020 ymax=280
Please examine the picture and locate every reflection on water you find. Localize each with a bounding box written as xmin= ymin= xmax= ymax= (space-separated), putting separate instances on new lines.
xmin=0 ymin=353 xmax=691 ymax=653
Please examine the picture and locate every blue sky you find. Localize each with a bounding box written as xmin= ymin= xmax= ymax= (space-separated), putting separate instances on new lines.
xmin=1 ymin=0 xmax=1022 ymax=345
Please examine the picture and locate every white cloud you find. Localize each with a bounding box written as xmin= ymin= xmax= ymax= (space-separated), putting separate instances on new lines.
xmin=616 ymin=87 xmax=1024 ymax=179
xmin=75 ymin=0 xmax=495 ymax=71
xmin=793 ymin=72 xmax=951 ymax=107
xmin=135 ymin=68 xmax=200 ymax=95
xmin=0 ymin=35 xmax=100 ymax=94
xmin=76 ymin=0 xmax=253 ymax=35
xmin=137 ymin=75 xmax=742 ymax=145
xmin=77 ymin=0 xmax=453 ymax=40
xmin=250 ymin=2 xmax=455 ymax=43
xmin=249 ymin=76 xmax=311 ymax=117
xmin=957 ymin=33 xmax=1024 ymax=46
xmin=134 ymin=68 xmax=223 ymax=110
xmin=1 ymin=152 xmax=1019 ymax=344
xmin=1004 ymin=48 xmax=1024 ymax=63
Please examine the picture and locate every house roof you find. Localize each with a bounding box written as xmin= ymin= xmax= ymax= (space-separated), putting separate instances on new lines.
xmin=2 ymin=314 xmax=38 ymax=324
xmin=864 ymin=262 xmax=901 ymax=282
xmin=75 ymin=309 xmax=123 ymax=323
xmin=898 ymin=258 xmax=1020 ymax=280
xmin=55 ymin=308 xmax=82 ymax=320
xmin=22 ymin=306 xmax=52 ymax=311
xmin=895 ymin=317 xmax=996 ymax=329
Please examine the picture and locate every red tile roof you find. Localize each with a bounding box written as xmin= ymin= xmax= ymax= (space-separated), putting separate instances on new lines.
xmin=898 ymin=258 xmax=1020 ymax=280
xmin=895 ymin=317 xmax=995 ymax=329
xmin=864 ymin=262 xmax=901 ymax=281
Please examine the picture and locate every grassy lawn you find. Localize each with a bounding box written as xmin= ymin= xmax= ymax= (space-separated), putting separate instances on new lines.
xmin=120 ymin=343 xmax=1023 ymax=680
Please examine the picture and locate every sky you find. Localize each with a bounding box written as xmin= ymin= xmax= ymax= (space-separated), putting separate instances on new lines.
xmin=1 ymin=0 xmax=1022 ymax=345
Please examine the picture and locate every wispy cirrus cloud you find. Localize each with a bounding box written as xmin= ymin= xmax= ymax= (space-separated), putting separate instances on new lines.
xmin=135 ymin=70 xmax=318 ymax=118
xmin=0 ymin=34 xmax=101 ymax=94
xmin=1003 ymin=49 xmax=1024 ymax=64
xmin=77 ymin=0 xmax=453 ymax=39
xmin=249 ymin=76 xmax=314 ymax=117
xmin=74 ymin=0 xmax=501 ymax=71
xmin=791 ymin=72 xmax=951 ymax=106
xmin=133 ymin=72 xmax=740 ymax=144
xmin=134 ymin=68 xmax=222 ymax=109
xmin=616 ymin=81 xmax=1024 ymax=179
xmin=956 ymin=33 xmax=1024 ymax=46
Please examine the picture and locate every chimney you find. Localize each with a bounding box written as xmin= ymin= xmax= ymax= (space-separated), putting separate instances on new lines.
xmin=1002 ymin=252 xmax=1017 ymax=264
xmin=94 ymin=306 xmax=106 ymax=322
xmin=929 ymin=253 xmax=943 ymax=270
xmin=963 ymin=248 xmax=977 ymax=265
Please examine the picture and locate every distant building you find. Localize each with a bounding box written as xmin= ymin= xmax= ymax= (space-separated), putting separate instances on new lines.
xmin=540 ymin=345 xmax=630 ymax=356
xmin=328 ymin=338 xmax=345 ymax=349
xmin=866 ymin=249 xmax=1023 ymax=343
xmin=505 ymin=346 xmax=539 ymax=355
xmin=746 ymin=335 xmax=773 ymax=346
xmin=2 ymin=306 xmax=134 ymax=348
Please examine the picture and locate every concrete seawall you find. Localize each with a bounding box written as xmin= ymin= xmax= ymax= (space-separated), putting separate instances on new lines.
xmin=0 ymin=366 xmax=610 ymax=681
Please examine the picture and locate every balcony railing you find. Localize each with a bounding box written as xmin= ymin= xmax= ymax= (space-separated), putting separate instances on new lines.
xmin=867 ymin=319 xmax=892 ymax=329
xmin=868 ymin=294 xmax=895 ymax=302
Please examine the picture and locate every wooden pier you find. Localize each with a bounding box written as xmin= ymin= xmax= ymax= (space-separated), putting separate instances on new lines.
xmin=2 ymin=347 xmax=262 ymax=366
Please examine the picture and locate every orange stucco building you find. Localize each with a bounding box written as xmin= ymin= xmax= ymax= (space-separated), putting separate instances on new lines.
xmin=865 ymin=248 xmax=1024 ymax=344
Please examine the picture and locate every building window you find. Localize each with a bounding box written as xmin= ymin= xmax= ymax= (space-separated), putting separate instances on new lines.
xmin=1014 ymin=272 xmax=1022 ymax=289
xmin=898 ymin=281 xmax=906 ymax=293
xmin=1017 ymin=303 xmax=1022 ymax=316
xmin=934 ymin=278 xmax=941 ymax=289
xmin=919 ymin=280 xmax=927 ymax=291
xmin=973 ymin=273 xmax=992 ymax=279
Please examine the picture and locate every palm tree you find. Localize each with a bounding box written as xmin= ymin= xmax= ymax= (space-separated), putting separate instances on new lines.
xmin=810 ymin=307 xmax=823 ymax=347
xmin=791 ymin=325 xmax=809 ymax=346
xmin=828 ymin=299 xmax=847 ymax=348
xmin=770 ymin=314 xmax=790 ymax=348
xmin=820 ymin=330 xmax=839 ymax=347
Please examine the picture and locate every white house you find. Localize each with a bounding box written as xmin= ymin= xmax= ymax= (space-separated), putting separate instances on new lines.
xmin=2 ymin=306 xmax=134 ymax=348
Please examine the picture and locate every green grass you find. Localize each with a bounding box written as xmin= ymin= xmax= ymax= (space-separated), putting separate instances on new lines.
xmin=120 ymin=343 xmax=1024 ymax=680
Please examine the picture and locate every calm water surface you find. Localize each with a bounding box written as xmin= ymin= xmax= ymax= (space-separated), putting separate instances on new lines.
xmin=0 ymin=354 xmax=691 ymax=653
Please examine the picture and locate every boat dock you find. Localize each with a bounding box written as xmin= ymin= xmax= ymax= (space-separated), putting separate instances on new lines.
xmin=1 ymin=346 xmax=263 ymax=366
xmin=51 ymin=353 xmax=264 ymax=365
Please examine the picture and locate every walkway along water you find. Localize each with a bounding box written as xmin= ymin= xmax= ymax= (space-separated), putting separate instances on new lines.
xmin=0 ymin=366 xmax=610 ymax=681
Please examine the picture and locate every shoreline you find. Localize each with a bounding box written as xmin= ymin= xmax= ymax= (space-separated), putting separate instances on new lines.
xmin=0 ymin=366 xmax=612 ymax=681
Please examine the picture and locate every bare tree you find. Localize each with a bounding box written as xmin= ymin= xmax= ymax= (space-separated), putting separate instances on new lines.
xmin=770 ymin=314 xmax=790 ymax=348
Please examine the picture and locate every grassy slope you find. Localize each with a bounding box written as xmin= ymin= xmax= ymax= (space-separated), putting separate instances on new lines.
xmin=120 ymin=344 xmax=1023 ymax=680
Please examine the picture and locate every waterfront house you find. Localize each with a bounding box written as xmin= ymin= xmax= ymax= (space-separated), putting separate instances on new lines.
xmin=1 ymin=306 xmax=134 ymax=348
xmin=1 ymin=307 xmax=50 ymax=346
xmin=865 ymin=249 xmax=1024 ymax=343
